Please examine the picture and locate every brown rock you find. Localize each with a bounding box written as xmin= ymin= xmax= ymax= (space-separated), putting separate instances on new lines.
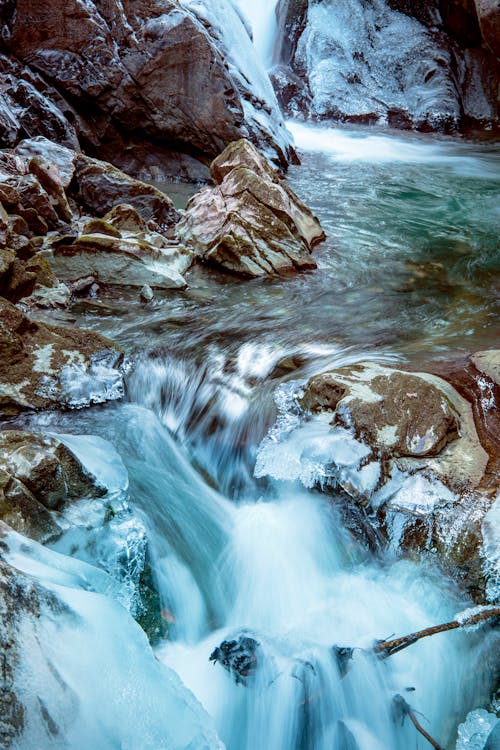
xmin=0 ymin=470 xmax=61 ymax=542
xmin=103 ymin=203 xmax=147 ymax=233
xmin=0 ymin=297 xmax=123 ymax=414
xmin=82 ymin=218 xmax=121 ymax=238
xmin=74 ymin=155 xmax=179 ymax=229
xmin=28 ymin=156 xmax=73 ymax=222
xmin=177 ymin=139 xmax=325 ymax=277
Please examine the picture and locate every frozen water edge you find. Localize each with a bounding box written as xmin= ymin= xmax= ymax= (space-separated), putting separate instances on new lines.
xmin=3 ymin=529 xmax=225 ymax=750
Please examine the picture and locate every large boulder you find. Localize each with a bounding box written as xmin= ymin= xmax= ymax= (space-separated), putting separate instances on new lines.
xmin=301 ymin=362 xmax=488 ymax=494
xmin=1 ymin=0 xmax=293 ymax=177
xmin=299 ymin=361 xmax=495 ymax=598
xmin=0 ymin=297 xmax=123 ymax=414
xmin=176 ymin=139 xmax=325 ymax=277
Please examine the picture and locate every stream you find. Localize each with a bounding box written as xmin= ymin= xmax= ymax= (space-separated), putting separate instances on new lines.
xmin=12 ymin=121 xmax=499 ymax=750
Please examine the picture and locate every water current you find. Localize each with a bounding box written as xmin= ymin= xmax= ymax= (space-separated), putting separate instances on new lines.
xmin=15 ymin=122 xmax=499 ymax=749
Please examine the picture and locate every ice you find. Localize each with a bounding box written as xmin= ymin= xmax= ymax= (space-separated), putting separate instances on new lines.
xmin=482 ymin=496 xmax=500 ymax=603
xmin=233 ymin=0 xmax=279 ymax=68
xmin=294 ymin=0 xmax=460 ymax=128
xmin=53 ymin=433 xmax=129 ymax=494
xmin=179 ymin=0 xmax=291 ymax=161
xmin=456 ymin=710 xmax=498 ymax=750
xmin=2 ymin=530 xmax=225 ymax=750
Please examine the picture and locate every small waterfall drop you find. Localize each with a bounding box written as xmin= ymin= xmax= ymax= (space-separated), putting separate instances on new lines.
xmin=234 ymin=0 xmax=279 ymax=68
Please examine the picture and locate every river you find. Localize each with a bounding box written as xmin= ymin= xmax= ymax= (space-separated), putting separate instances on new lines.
xmin=14 ymin=121 xmax=499 ymax=750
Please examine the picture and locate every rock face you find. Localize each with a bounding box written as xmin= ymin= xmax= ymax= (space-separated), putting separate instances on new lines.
xmin=272 ymin=0 xmax=499 ymax=130
xmin=0 ymin=297 xmax=123 ymax=414
xmin=0 ymin=0 xmax=293 ymax=179
xmin=0 ymin=431 xmax=105 ymax=542
xmin=176 ymin=139 xmax=325 ymax=277
xmin=300 ymin=361 xmax=494 ymax=598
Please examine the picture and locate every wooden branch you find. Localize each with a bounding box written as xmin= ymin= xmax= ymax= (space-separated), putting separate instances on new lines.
xmin=393 ymin=694 xmax=445 ymax=750
xmin=374 ymin=607 xmax=500 ymax=659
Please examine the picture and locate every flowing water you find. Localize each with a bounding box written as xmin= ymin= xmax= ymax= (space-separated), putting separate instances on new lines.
xmin=13 ymin=121 xmax=500 ymax=749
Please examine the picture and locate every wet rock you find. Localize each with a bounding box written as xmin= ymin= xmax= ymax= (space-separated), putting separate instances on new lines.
xmin=1 ymin=0 xmax=293 ymax=177
xmin=475 ymin=0 xmax=500 ymax=57
xmin=471 ymin=350 xmax=500 ymax=385
xmin=177 ymin=139 xmax=324 ymax=277
xmin=15 ymin=137 xmax=77 ymax=189
xmin=210 ymin=634 xmax=260 ymax=683
xmin=73 ymin=155 xmax=179 ymax=230
xmin=16 ymin=174 xmax=60 ymax=230
xmin=301 ymin=363 xmax=487 ymax=491
xmin=104 ymin=204 xmax=147 ymax=233
xmin=0 ymin=469 xmax=62 ymax=543
xmin=0 ymin=430 xmax=105 ymax=513
xmin=300 ymin=361 xmax=494 ymax=599
xmin=0 ymin=54 xmax=79 ymax=152
xmin=0 ymin=297 xmax=123 ymax=414
xmin=28 ymin=156 xmax=73 ymax=222
xmin=44 ymin=233 xmax=191 ymax=289
xmin=82 ymin=218 xmax=121 ymax=238
xmin=140 ymin=284 xmax=154 ymax=302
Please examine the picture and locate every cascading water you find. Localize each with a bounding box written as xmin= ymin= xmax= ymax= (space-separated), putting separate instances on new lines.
xmin=6 ymin=66 xmax=499 ymax=750
xmin=234 ymin=0 xmax=279 ymax=68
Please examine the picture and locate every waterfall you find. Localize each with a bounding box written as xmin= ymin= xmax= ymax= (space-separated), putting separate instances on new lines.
xmin=233 ymin=0 xmax=279 ymax=68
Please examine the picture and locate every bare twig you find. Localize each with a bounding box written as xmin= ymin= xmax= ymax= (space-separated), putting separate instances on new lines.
xmin=393 ymin=694 xmax=445 ymax=750
xmin=374 ymin=607 xmax=500 ymax=659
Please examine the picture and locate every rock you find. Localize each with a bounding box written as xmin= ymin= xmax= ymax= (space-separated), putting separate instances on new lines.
xmin=0 ymin=297 xmax=123 ymax=414
xmin=73 ymin=155 xmax=179 ymax=230
xmin=300 ymin=361 xmax=494 ymax=598
xmin=210 ymin=634 xmax=260 ymax=683
xmin=0 ymin=54 xmax=80 ymax=151
xmin=301 ymin=363 xmax=488 ymax=491
xmin=475 ymin=0 xmax=500 ymax=57
xmin=0 ymin=431 xmax=105 ymax=511
xmin=277 ymin=0 xmax=499 ymax=130
xmin=104 ymin=204 xmax=147 ymax=233
xmin=15 ymin=137 xmax=77 ymax=188
xmin=16 ymin=174 xmax=60 ymax=230
xmin=1 ymin=0 xmax=293 ymax=178
xmin=0 ymin=471 xmax=61 ymax=543
xmin=471 ymin=349 xmax=500 ymax=385
xmin=28 ymin=156 xmax=73 ymax=222
xmin=177 ymin=139 xmax=324 ymax=277
xmin=82 ymin=218 xmax=121 ymax=238
xmin=44 ymin=233 xmax=191 ymax=289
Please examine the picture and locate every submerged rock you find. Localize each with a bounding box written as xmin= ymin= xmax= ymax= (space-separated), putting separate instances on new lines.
xmin=0 ymin=297 xmax=123 ymax=414
xmin=177 ymin=139 xmax=325 ymax=277
xmin=210 ymin=634 xmax=260 ymax=683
